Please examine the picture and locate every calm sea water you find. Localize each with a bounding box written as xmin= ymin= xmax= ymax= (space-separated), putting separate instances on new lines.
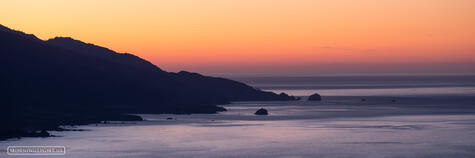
xmin=233 ymin=74 xmax=475 ymax=96
xmin=1 ymin=75 xmax=475 ymax=158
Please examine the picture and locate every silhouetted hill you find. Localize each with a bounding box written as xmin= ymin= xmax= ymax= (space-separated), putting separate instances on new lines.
xmin=0 ymin=24 xmax=296 ymax=139
xmin=172 ymin=71 xmax=294 ymax=101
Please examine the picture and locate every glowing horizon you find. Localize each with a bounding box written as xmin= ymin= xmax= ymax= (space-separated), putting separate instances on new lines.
xmin=2 ymin=0 xmax=475 ymax=75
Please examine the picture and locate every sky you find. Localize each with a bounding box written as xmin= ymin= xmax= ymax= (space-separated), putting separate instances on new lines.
xmin=1 ymin=0 xmax=475 ymax=76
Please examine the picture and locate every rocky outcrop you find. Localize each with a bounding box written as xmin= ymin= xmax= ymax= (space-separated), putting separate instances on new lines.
xmin=254 ymin=108 xmax=269 ymax=115
xmin=308 ymin=93 xmax=322 ymax=101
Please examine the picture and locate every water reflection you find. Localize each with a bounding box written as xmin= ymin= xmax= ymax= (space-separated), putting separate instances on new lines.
xmin=1 ymin=99 xmax=475 ymax=158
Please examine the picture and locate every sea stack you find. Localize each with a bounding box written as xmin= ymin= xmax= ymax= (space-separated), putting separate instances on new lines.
xmin=308 ymin=93 xmax=322 ymax=101
xmin=254 ymin=108 xmax=269 ymax=115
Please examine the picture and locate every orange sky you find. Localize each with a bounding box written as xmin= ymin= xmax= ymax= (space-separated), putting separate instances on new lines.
xmin=2 ymin=0 xmax=475 ymax=75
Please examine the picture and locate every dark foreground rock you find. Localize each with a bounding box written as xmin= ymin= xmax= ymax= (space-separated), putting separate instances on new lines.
xmin=0 ymin=110 xmax=143 ymax=140
xmin=308 ymin=93 xmax=322 ymax=101
xmin=255 ymin=108 xmax=269 ymax=115
xmin=27 ymin=130 xmax=51 ymax=138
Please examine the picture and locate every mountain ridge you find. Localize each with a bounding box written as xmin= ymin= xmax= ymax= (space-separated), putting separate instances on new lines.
xmin=0 ymin=24 xmax=297 ymax=139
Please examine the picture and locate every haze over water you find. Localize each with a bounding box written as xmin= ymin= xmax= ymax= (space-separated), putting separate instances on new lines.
xmin=233 ymin=74 xmax=475 ymax=96
xmin=2 ymin=74 xmax=475 ymax=158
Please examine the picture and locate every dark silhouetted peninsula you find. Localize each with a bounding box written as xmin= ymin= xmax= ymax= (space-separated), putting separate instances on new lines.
xmin=0 ymin=24 xmax=297 ymax=140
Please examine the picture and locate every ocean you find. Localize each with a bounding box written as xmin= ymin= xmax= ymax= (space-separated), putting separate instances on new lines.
xmin=232 ymin=74 xmax=475 ymax=96
xmin=1 ymin=74 xmax=475 ymax=158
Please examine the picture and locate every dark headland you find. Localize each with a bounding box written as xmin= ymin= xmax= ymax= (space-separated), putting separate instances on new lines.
xmin=0 ymin=24 xmax=297 ymax=140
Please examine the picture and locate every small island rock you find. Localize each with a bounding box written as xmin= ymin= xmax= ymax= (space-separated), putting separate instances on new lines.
xmin=308 ymin=93 xmax=322 ymax=101
xmin=254 ymin=108 xmax=268 ymax=115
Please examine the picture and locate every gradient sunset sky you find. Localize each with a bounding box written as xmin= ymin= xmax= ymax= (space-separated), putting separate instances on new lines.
xmin=2 ymin=0 xmax=475 ymax=75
